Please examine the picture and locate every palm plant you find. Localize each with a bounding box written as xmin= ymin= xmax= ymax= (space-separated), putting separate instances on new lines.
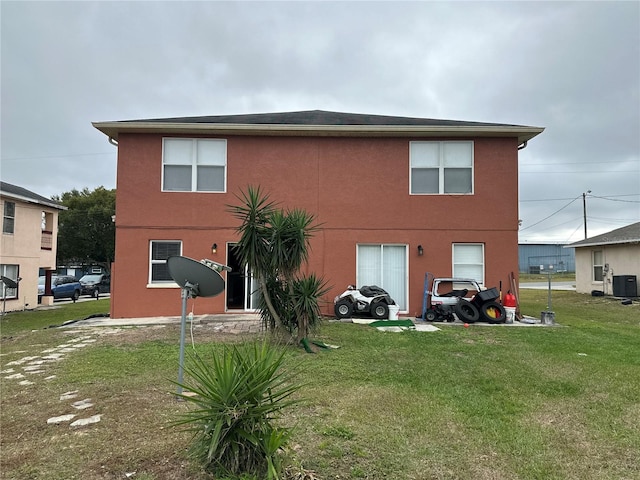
xmin=228 ymin=186 xmax=327 ymax=343
xmin=228 ymin=186 xmax=283 ymax=328
xmin=291 ymin=274 xmax=330 ymax=343
xmin=173 ymin=342 xmax=301 ymax=478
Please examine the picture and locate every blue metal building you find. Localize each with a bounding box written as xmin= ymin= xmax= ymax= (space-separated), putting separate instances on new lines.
xmin=518 ymin=243 xmax=575 ymax=273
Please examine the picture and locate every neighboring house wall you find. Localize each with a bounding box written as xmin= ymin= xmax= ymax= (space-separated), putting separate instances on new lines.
xmin=574 ymin=244 xmax=640 ymax=295
xmin=0 ymin=187 xmax=61 ymax=312
xmin=110 ymin=133 xmax=524 ymax=318
xmin=518 ymin=244 xmax=575 ymax=273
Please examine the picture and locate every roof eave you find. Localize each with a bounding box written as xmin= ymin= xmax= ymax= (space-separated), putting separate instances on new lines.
xmin=92 ymin=122 xmax=544 ymax=144
xmin=569 ymin=239 xmax=640 ymax=248
xmin=0 ymin=191 xmax=66 ymax=211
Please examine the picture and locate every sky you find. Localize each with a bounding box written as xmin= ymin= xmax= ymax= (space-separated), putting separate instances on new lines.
xmin=2 ymin=0 xmax=639 ymax=243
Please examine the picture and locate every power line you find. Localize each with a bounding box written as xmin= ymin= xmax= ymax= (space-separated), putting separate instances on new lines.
xmin=520 ymin=169 xmax=639 ymax=174
xmin=519 ymin=196 xmax=581 ymax=231
xmin=520 ymin=193 xmax=640 ymax=202
xmin=1 ymin=152 xmax=114 ymax=162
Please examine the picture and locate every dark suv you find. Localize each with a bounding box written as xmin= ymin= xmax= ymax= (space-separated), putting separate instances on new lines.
xmin=78 ymin=273 xmax=111 ymax=298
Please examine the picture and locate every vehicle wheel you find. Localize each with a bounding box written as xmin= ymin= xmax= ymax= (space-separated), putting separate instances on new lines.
xmin=481 ymin=301 xmax=506 ymax=323
xmin=72 ymin=290 xmax=80 ymax=303
xmin=370 ymin=301 xmax=389 ymax=319
xmin=455 ymin=301 xmax=480 ymax=323
xmin=424 ymin=309 xmax=437 ymax=322
xmin=334 ymin=300 xmax=354 ymax=319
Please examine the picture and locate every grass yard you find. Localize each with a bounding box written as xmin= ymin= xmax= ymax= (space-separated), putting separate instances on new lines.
xmin=1 ymin=291 xmax=638 ymax=480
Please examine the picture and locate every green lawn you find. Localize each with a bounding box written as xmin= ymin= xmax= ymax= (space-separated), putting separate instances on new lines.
xmin=1 ymin=292 xmax=638 ymax=479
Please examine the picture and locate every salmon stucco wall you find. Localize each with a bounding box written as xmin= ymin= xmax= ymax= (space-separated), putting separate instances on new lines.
xmin=111 ymin=133 xmax=521 ymax=318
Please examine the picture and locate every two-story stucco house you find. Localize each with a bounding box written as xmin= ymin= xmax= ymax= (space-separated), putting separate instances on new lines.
xmin=0 ymin=182 xmax=65 ymax=311
xmin=92 ymin=110 xmax=544 ymax=319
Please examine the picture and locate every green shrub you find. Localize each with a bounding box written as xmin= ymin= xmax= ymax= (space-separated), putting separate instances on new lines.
xmin=173 ymin=341 xmax=302 ymax=479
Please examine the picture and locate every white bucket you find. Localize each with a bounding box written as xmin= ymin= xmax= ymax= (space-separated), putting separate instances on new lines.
xmin=388 ymin=305 xmax=400 ymax=320
xmin=505 ymin=306 xmax=516 ymax=323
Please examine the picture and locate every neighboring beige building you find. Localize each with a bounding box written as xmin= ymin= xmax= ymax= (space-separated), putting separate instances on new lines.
xmin=568 ymin=222 xmax=640 ymax=297
xmin=0 ymin=182 xmax=65 ymax=312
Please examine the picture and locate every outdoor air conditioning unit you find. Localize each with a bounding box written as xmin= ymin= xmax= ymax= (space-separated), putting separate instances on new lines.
xmin=612 ymin=275 xmax=638 ymax=297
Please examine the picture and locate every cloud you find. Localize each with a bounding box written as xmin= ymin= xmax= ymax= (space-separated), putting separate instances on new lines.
xmin=1 ymin=0 xmax=638 ymax=241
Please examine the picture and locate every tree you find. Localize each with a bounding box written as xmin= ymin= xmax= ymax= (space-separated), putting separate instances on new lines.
xmin=228 ymin=186 xmax=329 ymax=344
xmin=54 ymin=187 xmax=115 ymax=272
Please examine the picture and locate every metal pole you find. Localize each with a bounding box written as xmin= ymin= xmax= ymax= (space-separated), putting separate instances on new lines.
xmin=547 ymin=270 xmax=552 ymax=311
xmin=176 ymin=287 xmax=188 ymax=396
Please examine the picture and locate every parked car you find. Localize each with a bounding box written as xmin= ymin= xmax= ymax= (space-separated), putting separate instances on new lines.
xmin=37 ymin=275 xmax=82 ymax=302
xmin=78 ymin=273 xmax=110 ymax=298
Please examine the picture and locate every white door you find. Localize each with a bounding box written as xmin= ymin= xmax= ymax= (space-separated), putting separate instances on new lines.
xmin=357 ymin=244 xmax=407 ymax=311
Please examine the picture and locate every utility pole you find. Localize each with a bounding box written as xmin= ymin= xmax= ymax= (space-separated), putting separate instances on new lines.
xmin=582 ymin=190 xmax=591 ymax=239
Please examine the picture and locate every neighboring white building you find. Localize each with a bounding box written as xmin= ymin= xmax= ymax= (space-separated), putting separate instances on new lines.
xmin=568 ymin=222 xmax=640 ymax=297
xmin=0 ymin=182 xmax=65 ymax=311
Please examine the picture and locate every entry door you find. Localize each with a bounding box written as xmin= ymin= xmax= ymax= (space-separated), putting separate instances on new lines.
xmin=226 ymin=244 xmax=260 ymax=311
xmin=357 ymin=244 xmax=408 ymax=311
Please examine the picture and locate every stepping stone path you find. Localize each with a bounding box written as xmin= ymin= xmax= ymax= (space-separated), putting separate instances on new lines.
xmin=2 ymin=331 xmax=109 ymax=431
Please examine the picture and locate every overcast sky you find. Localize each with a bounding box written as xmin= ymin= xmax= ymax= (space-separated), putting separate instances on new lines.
xmin=2 ymin=1 xmax=639 ymax=242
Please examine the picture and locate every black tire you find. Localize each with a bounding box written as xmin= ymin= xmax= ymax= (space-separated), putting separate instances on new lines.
xmin=455 ymin=301 xmax=480 ymax=323
xmin=370 ymin=301 xmax=389 ymax=319
xmin=334 ymin=299 xmax=354 ymax=319
xmin=72 ymin=290 xmax=80 ymax=303
xmin=481 ymin=301 xmax=506 ymax=324
xmin=425 ymin=309 xmax=438 ymax=322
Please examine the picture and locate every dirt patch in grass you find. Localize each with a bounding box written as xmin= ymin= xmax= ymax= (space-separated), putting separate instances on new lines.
xmin=1 ymin=322 xmax=268 ymax=480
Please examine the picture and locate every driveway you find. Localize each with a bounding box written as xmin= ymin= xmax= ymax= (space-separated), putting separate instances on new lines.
xmin=519 ymin=281 xmax=575 ymax=291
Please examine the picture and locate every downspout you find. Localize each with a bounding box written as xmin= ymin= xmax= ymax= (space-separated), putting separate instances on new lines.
xmin=108 ymin=137 xmax=118 ymax=147
xmin=518 ymin=141 xmax=528 ymax=150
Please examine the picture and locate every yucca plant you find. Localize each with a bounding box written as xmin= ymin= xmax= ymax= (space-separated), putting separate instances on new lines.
xmin=172 ymin=342 xmax=302 ymax=478
xmin=291 ymin=274 xmax=330 ymax=343
xmin=228 ymin=186 xmax=328 ymax=345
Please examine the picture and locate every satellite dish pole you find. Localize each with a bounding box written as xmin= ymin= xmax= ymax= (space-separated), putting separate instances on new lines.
xmin=167 ymin=256 xmax=226 ymax=397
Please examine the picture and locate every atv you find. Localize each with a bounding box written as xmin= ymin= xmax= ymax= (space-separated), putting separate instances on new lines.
xmin=334 ymin=285 xmax=396 ymax=319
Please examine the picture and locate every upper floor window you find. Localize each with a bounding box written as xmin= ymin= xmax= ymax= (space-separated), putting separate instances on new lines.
xmin=3 ymin=201 xmax=15 ymax=234
xmin=162 ymin=138 xmax=227 ymax=192
xmin=410 ymin=141 xmax=473 ymax=194
xmin=149 ymin=240 xmax=182 ymax=283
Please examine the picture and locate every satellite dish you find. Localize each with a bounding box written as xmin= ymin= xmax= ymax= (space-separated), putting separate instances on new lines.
xmin=167 ymin=256 xmax=225 ymax=298
xmin=1 ymin=276 xmax=18 ymax=289
xmin=166 ymin=255 xmax=227 ymax=397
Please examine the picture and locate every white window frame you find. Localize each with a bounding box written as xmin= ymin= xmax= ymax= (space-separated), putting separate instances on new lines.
xmin=452 ymin=243 xmax=485 ymax=285
xmin=0 ymin=264 xmax=19 ymax=299
xmin=3 ymin=201 xmax=15 ymax=234
xmin=162 ymin=138 xmax=227 ymax=193
xmin=148 ymin=240 xmax=182 ymax=286
xmin=356 ymin=244 xmax=408 ymax=311
xmin=409 ymin=141 xmax=474 ymax=195
xmin=592 ymin=250 xmax=604 ymax=282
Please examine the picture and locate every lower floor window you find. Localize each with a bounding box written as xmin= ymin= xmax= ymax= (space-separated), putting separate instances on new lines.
xmin=452 ymin=243 xmax=485 ymax=284
xmin=0 ymin=264 xmax=19 ymax=299
xmin=592 ymin=250 xmax=604 ymax=281
xmin=149 ymin=241 xmax=182 ymax=283
xmin=357 ymin=244 xmax=407 ymax=310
